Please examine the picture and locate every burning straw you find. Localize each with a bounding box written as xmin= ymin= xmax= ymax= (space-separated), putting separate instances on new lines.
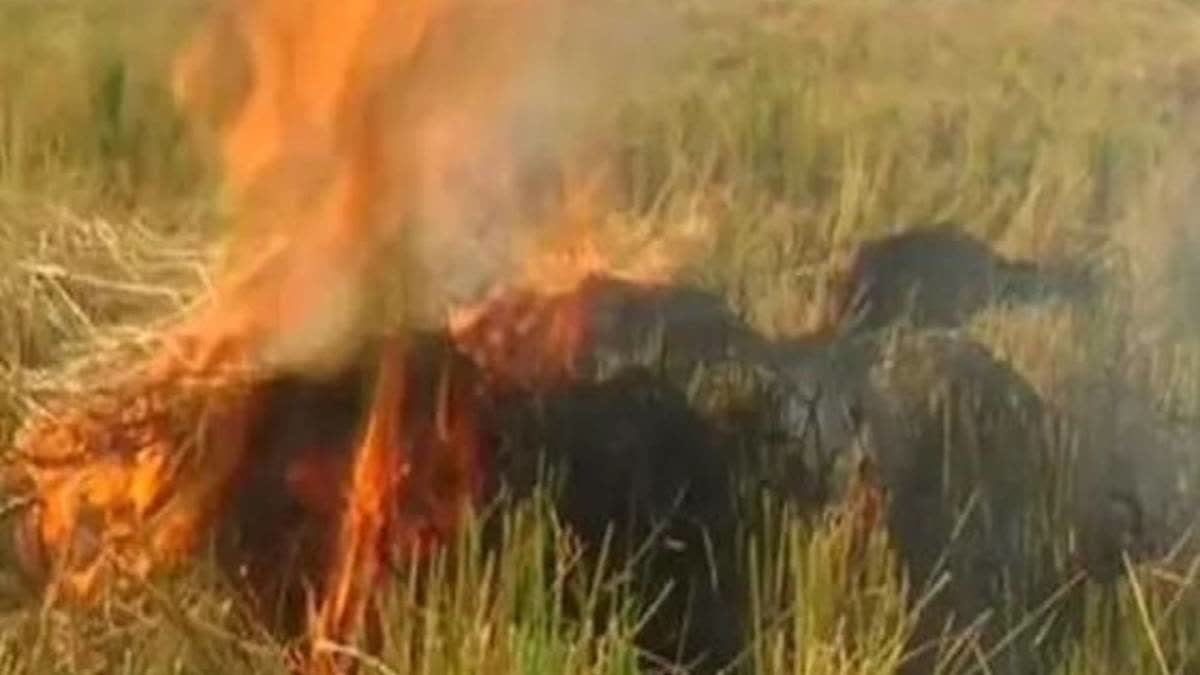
xmin=11 ymin=0 xmax=694 ymax=672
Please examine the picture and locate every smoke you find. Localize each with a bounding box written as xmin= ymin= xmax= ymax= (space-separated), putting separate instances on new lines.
xmin=173 ymin=0 xmax=687 ymax=375
xmin=400 ymin=0 xmax=686 ymax=322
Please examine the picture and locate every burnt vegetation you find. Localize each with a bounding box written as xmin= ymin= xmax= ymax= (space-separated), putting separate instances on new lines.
xmin=164 ymin=225 xmax=1181 ymax=675
xmin=825 ymin=225 xmax=1099 ymax=335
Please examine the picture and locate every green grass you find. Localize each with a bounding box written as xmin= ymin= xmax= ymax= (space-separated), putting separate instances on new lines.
xmin=6 ymin=0 xmax=1200 ymax=672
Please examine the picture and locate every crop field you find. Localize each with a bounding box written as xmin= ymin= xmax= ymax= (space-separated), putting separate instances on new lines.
xmin=5 ymin=1 xmax=1200 ymax=674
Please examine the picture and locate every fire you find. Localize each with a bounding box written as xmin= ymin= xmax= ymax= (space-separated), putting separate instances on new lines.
xmin=448 ymin=179 xmax=710 ymax=389
xmin=305 ymin=339 xmax=486 ymax=673
xmin=12 ymin=0 xmax=695 ymax=671
xmin=14 ymin=370 xmax=259 ymax=600
xmin=169 ymin=0 xmax=550 ymax=373
xmin=310 ymin=342 xmax=408 ymax=669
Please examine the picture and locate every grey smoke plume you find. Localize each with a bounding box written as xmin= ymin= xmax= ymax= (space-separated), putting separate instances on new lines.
xmin=402 ymin=1 xmax=687 ymax=326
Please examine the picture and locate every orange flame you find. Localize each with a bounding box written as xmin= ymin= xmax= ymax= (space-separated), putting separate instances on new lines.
xmin=170 ymin=0 xmax=554 ymax=373
xmin=16 ymin=1 xmax=695 ymax=672
xmin=447 ymin=186 xmax=709 ymax=389
xmin=13 ymin=370 xmax=261 ymax=600
xmin=171 ymin=0 xmax=546 ymax=661
xmin=310 ymin=342 xmax=406 ymax=672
